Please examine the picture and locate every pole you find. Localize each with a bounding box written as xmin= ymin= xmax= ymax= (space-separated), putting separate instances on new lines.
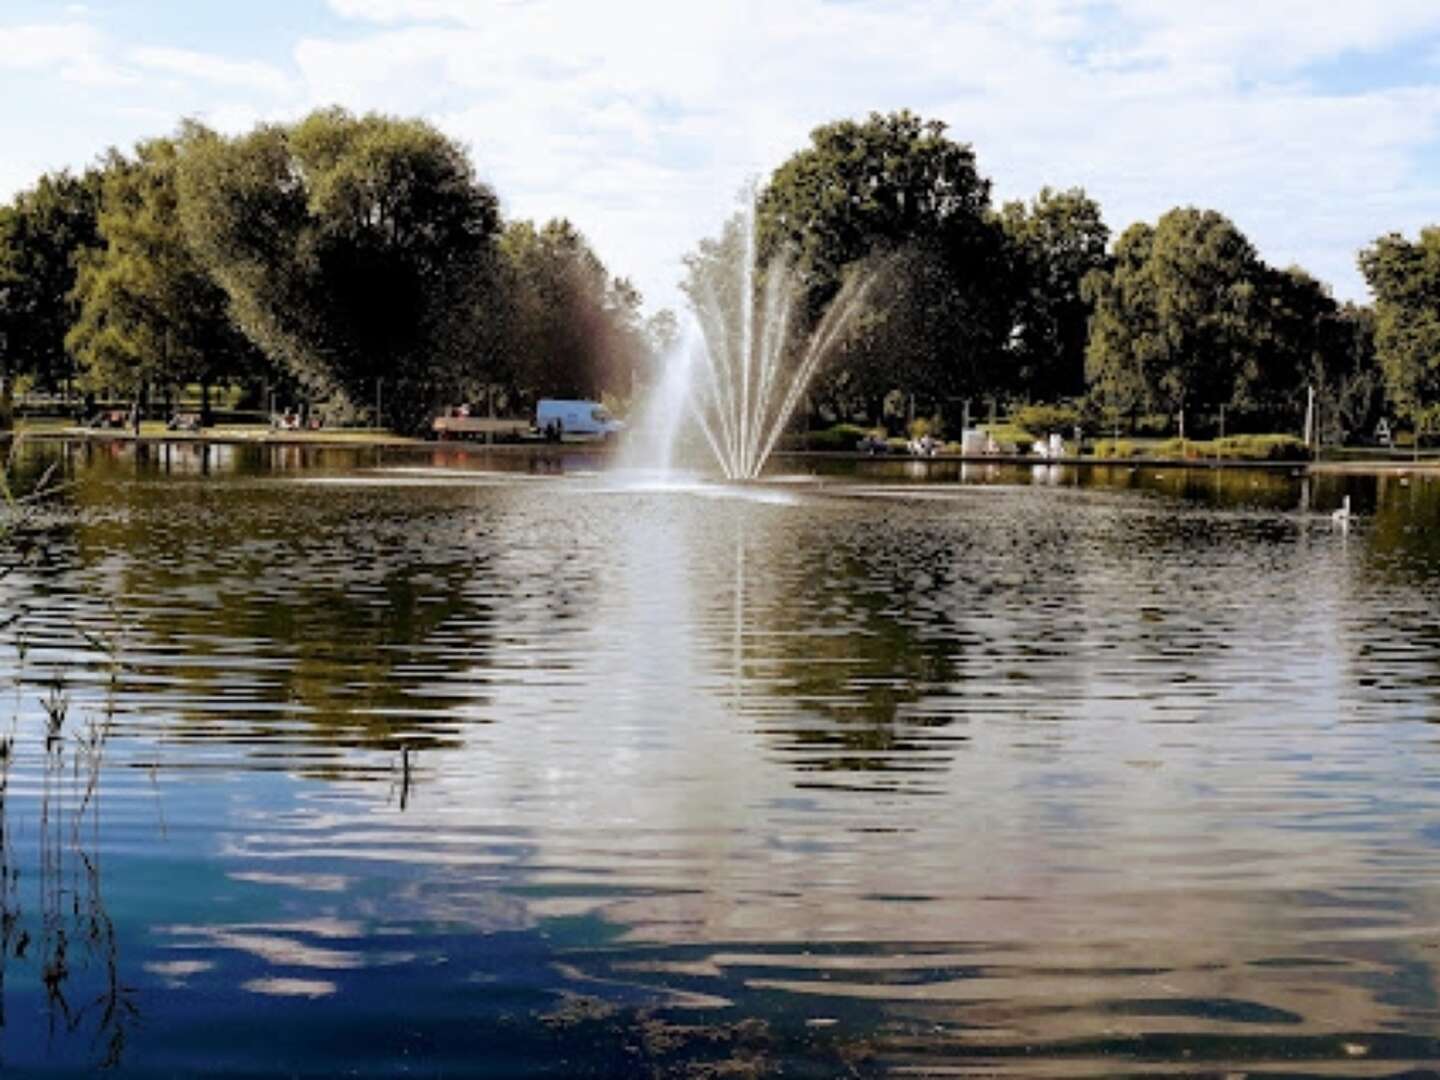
xmin=1303 ymin=384 xmax=1314 ymax=450
xmin=376 ymin=378 xmax=383 ymax=430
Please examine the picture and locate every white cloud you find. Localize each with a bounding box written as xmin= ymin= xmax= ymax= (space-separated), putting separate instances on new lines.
xmin=288 ymin=0 xmax=1440 ymax=309
xmin=130 ymin=46 xmax=294 ymax=97
xmin=5 ymin=2 xmax=1440 ymax=310
xmin=0 ymin=20 xmax=132 ymax=85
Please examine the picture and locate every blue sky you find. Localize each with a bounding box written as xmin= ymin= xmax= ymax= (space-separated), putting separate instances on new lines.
xmin=4 ymin=1 xmax=1440 ymax=314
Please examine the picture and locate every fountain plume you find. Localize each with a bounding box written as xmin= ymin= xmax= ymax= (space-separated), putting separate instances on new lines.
xmin=626 ymin=195 xmax=874 ymax=481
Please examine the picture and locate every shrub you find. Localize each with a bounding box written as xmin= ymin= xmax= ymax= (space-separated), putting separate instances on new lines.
xmin=979 ymin=422 xmax=1035 ymax=453
xmin=1212 ymin=434 xmax=1309 ymax=461
xmin=1134 ymin=434 xmax=1311 ymax=461
xmin=1011 ymin=402 xmax=1081 ymax=435
xmin=1093 ymin=438 xmax=1143 ymax=459
xmin=781 ymin=423 xmax=873 ymax=452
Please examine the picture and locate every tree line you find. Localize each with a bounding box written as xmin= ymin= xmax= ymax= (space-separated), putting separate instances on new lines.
xmin=729 ymin=110 xmax=1424 ymax=442
xmin=0 ymin=108 xmax=650 ymax=434
xmin=2 ymin=105 xmax=1437 ymax=442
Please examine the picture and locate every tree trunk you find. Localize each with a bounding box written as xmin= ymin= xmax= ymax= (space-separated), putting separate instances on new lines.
xmin=200 ymin=381 xmax=212 ymax=428
xmin=0 ymin=374 xmax=13 ymax=432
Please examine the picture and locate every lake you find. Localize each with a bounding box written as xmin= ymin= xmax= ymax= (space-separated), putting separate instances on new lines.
xmin=1 ymin=440 xmax=1438 ymax=1077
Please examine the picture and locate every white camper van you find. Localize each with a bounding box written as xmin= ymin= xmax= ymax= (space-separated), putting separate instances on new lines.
xmin=536 ymin=399 xmax=624 ymax=441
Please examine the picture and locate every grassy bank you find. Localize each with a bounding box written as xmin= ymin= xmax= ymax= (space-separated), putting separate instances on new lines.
xmin=8 ymin=418 xmax=423 ymax=446
xmin=1093 ymin=434 xmax=1310 ymax=462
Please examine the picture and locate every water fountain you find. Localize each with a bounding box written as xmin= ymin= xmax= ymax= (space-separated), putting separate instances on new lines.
xmin=623 ymin=197 xmax=874 ymax=481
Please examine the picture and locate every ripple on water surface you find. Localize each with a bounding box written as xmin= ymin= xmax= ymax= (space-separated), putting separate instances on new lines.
xmin=0 ymin=444 xmax=1437 ymax=1075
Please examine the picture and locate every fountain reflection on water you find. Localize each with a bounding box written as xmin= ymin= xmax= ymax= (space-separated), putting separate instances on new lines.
xmin=622 ymin=197 xmax=874 ymax=481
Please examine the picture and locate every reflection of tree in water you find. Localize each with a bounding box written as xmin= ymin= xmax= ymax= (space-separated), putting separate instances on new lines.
xmin=710 ymin=506 xmax=979 ymax=791
xmin=715 ymin=481 xmax=1315 ymax=790
xmin=57 ymin=460 xmax=510 ymax=763
xmin=1345 ymin=474 xmax=1440 ymax=713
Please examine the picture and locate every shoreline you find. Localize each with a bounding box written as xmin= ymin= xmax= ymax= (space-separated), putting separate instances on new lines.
xmin=8 ymin=427 xmax=1440 ymax=475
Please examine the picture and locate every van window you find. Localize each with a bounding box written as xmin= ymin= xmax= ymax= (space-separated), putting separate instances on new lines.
xmin=591 ymin=408 xmax=611 ymax=423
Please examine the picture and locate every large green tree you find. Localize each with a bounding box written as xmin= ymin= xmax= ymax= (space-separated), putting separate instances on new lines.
xmin=754 ymin=110 xmax=1009 ymax=421
xmin=497 ymin=218 xmax=642 ymax=402
xmin=1359 ymin=228 xmax=1440 ymax=435
xmin=177 ymin=108 xmax=502 ymax=433
xmin=1085 ymin=208 xmax=1266 ymax=431
xmin=999 ymin=187 xmax=1109 ymax=401
xmin=0 ymin=170 xmax=103 ymax=426
xmin=68 ymin=136 xmax=262 ymax=420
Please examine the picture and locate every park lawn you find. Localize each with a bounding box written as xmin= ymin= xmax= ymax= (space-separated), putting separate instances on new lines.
xmin=11 ymin=418 xmax=422 ymax=445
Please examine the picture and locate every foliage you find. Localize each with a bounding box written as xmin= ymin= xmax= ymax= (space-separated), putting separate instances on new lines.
xmin=1084 ymin=208 xmax=1269 ymax=425
xmin=496 ymin=218 xmax=643 ymax=401
xmin=1359 ymin=228 xmax=1440 ymax=433
xmin=999 ymin=188 xmax=1109 ymax=399
xmin=754 ymin=111 xmax=1010 ymax=417
xmin=68 ymin=137 xmax=263 ymax=410
xmin=757 ymin=110 xmax=992 ymax=307
xmin=1010 ymin=401 xmax=1082 ymax=435
xmin=0 ymin=104 xmax=1410 ymax=444
xmin=178 ymin=108 xmax=502 ymax=434
xmin=779 ymin=422 xmax=873 ymax=452
xmin=1093 ymin=438 xmax=1144 ymax=459
xmin=1092 ymin=433 xmax=1309 ymax=461
xmin=978 ymin=421 xmax=1036 ymax=451
xmin=0 ymin=170 xmax=103 ymax=425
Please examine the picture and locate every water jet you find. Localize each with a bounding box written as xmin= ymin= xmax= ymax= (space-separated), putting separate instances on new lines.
xmin=624 ymin=195 xmax=874 ymax=481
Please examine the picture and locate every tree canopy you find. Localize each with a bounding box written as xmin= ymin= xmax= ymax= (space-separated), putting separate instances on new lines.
xmin=496 ymin=218 xmax=644 ymax=402
xmin=1085 ymin=208 xmax=1271 ymax=426
xmin=0 ymin=169 xmax=102 ymax=424
xmin=178 ymin=108 xmax=502 ymax=433
xmin=0 ymin=103 xmax=1425 ymax=444
xmin=752 ymin=110 xmax=1010 ymax=418
xmin=68 ymin=136 xmax=262 ymax=410
xmin=999 ymin=187 xmax=1109 ymax=401
xmin=1360 ymin=228 xmax=1440 ymax=433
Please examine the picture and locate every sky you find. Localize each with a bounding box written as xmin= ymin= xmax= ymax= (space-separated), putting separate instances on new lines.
xmin=3 ymin=0 xmax=1440 ymax=315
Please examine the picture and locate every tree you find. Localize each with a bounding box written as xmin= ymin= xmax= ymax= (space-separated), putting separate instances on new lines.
xmin=178 ymin=108 xmax=502 ymax=433
xmin=1083 ymin=223 xmax=1158 ymax=422
xmin=496 ymin=218 xmax=640 ymax=402
xmin=1321 ymin=302 xmax=1385 ymax=442
xmin=1359 ymin=228 xmax=1440 ymax=436
xmin=643 ymin=308 xmax=680 ymax=360
xmin=0 ymin=170 xmax=103 ymax=426
xmin=1085 ymin=208 xmax=1266 ymax=432
xmin=999 ymin=187 xmax=1109 ymax=401
xmin=68 ymin=136 xmax=263 ymax=422
xmin=754 ymin=110 xmax=1009 ymax=422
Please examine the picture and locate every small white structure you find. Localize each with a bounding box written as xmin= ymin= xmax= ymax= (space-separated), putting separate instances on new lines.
xmin=536 ymin=399 xmax=625 ymax=441
xmin=1031 ymin=433 xmax=1066 ymax=460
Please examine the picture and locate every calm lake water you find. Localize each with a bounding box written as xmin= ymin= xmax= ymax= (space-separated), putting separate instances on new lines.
xmin=2 ymin=440 xmax=1439 ymax=1077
